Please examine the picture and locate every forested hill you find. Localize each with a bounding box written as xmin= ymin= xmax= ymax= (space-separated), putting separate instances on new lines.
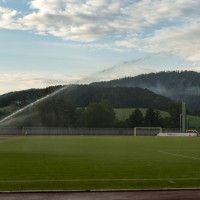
xmin=1 ymin=71 xmax=200 ymax=114
xmin=0 ymin=85 xmax=172 ymax=118
xmin=53 ymin=85 xmax=172 ymax=111
xmin=90 ymin=71 xmax=200 ymax=111
xmin=0 ymin=85 xmax=62 ymax=118
xmin=0 ymin=85 xmax=62 ymax=108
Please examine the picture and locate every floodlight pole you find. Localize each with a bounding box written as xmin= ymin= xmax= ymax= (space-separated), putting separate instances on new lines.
xmin=180 ymin=114 xmax=182 ymax=133
xmin=182 ymin=102 xmax=186 ymax=132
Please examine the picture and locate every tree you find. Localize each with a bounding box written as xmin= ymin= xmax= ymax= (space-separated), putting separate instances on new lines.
xmin=128 ymin=109 xmax=144 ymax=128
xmin=168 ymin=101 xmax=182 ymax=128
xmin=85 ymin=100 xmax=116 ymax=128
xmin=73 ymin=107 xmax=86 ymax=128
xmin=154 ymin=110 xmax=162 ymax=126
xmin=38 ymin=96 xmax=76 ymax=127
xmin=0 ymin=111 xmax=6 ymax=120
xmin=144 ymin=108 xmax=162 ymax=127
xmin=114 ymin=119 xmax=129 ymax=128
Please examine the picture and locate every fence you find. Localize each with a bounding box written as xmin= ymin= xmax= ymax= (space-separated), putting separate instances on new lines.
xmin=162 ymin=128 xmax=182 ymax=133
xmin=0 ymin=127 xmax=195 ymax=136
xmin=23 ymin=127 xmax=135 ymax=136
xmin=0 ymin=127 xmax=21 ymax=135
xmin=0 ymin=127 xmax=135 ymax=136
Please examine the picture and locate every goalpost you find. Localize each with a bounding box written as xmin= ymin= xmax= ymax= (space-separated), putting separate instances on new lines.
xmin=134 ymin=127 xmax=162 ymax=136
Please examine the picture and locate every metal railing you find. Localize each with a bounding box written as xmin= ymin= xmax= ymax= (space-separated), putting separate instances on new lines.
xmin=0 ymin=127 xmax=193 ymax=136
xmin=23 ymin=127 xmax=135 ymax=136
xmin=0 ymin=127 xmax=21 ymax=135
xmin=0 ymin=127 xmax=135 ymax=136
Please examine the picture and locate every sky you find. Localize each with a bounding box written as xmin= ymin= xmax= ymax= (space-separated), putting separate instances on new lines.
xmin=0 ymin=0 xmax=200 ymax=94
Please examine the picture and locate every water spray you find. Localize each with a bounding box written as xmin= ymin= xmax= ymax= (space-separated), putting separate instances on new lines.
xmin=0 ymin=85 xmax=69 ymax=124
xmin=0 ymin=54 xmax=162 ymax=126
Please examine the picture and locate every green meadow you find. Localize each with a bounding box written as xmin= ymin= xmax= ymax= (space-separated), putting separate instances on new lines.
xmin=114 ymin=108 xmax=169 ymax=121
xmin=115 ymin=108 xmax=200 ymax=130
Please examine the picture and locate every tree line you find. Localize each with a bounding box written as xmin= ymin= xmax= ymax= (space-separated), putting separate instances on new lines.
xmin=79 ymin=100 xmax=181 ymax=129
xmin=0 ymin=85 xmax=182 ymax=128
xmin=0 ymin=85 xmax=172 ymax=121
xmin=10 ymin=98 xmax=181 ymax=129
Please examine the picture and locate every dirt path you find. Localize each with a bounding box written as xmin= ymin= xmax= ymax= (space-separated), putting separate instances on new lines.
xmin=1 ymin=189 xmax=200 ymax=200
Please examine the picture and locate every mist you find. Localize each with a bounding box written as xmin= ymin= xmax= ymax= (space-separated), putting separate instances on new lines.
xmin=0 ymin=53 xmax=199 ymax=127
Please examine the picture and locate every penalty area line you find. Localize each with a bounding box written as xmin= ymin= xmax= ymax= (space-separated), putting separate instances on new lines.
xmin=158 ymin=151 xmax=200 ymax=161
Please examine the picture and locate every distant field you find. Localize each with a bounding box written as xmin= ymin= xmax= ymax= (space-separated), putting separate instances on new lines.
xmin=115 ymin=108 xmax=200 ymax=131
xmin=1 ymin=106 xmax=199 ymax=130
xmin=0 ymin=104 xmax=19 ymax=113
xmin=0 ymin=136 xmax=200 ymax=191
xmin=114 ymin=108 xmax=170 ymax=121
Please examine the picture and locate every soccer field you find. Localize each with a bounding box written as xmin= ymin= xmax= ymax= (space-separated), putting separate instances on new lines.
xmin=0 ymin=136 xmax=200 ymax=191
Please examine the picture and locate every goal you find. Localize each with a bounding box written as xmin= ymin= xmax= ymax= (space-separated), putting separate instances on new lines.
xmin=134 ymin=127 xmax=162 ymax=136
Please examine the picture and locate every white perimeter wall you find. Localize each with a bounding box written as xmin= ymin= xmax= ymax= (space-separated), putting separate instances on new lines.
xmin=158 ymin=133 xmax=197 ymax=137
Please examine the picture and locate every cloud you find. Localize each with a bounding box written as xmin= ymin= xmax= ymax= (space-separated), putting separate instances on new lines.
xmin=1 ymin=0 xmax=199 ymax=40
xmin=0 ymin=73 xmax=84 ymax=84
xmin=116 ymin=22 xmax=200 ymax=62
xmin=0 ymin=6 xmax=21 ymax=29
xmin=0 ymin=62 xmax=157 ymax=94
xmin=17 ymin=0 xmax=127 ymax=42
xmin=143 ymin=23 xmax=200 ymax=62
xmin=0 ymin=73 xmax=84 ymax=94
xmin=0 ymin=0 xmax=200 ymax=61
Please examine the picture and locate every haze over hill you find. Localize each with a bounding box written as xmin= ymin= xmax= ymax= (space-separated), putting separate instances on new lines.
xmin=91 ymin=71 xmax=200 ymax=111
xmin=2 ymin=70 xmax=199 ymax=128
xmin=1 ymin=71 xmax=200 ymax=114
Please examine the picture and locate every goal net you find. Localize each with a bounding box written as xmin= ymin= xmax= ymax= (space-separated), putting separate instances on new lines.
xmin=134 ymin=127 xmax=162 ymax=136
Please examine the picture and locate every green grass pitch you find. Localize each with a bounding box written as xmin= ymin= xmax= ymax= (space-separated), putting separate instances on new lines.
xmin=0 ymin=136 xmax=200 ymax=191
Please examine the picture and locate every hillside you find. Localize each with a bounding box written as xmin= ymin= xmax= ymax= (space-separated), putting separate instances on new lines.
xmin=0 ymin=85 xmax=173 ymax=127
xmin=0 ymin=85 xmax=63 ymax=119
xmin=1 ymin=70 xmax=200 ymax=126
xmin=0 ymin=85 xmax=172 ymax=116
xmin=1 ymin=71 xmax=200 ymax=114
xmin=0 ymin=85 xmax=62 ymax=108
xmin=54 ymin=85 xmax=172 ymax=110
xmin=91 ymin=71 xmax=200 ymax=111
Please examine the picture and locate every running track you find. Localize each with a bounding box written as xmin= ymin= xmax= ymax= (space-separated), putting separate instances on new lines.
xmin=1 ymin=189 xmax=200 ymax=200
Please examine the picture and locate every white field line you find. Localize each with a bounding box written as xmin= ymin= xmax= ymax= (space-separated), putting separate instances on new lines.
xmin=0 ymin=178 xmax=200 ymax=183
xmin=163 ymin=150 xmax=200 ymax=152
xmin=158 ymin=151 xmax=200 ymax=161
